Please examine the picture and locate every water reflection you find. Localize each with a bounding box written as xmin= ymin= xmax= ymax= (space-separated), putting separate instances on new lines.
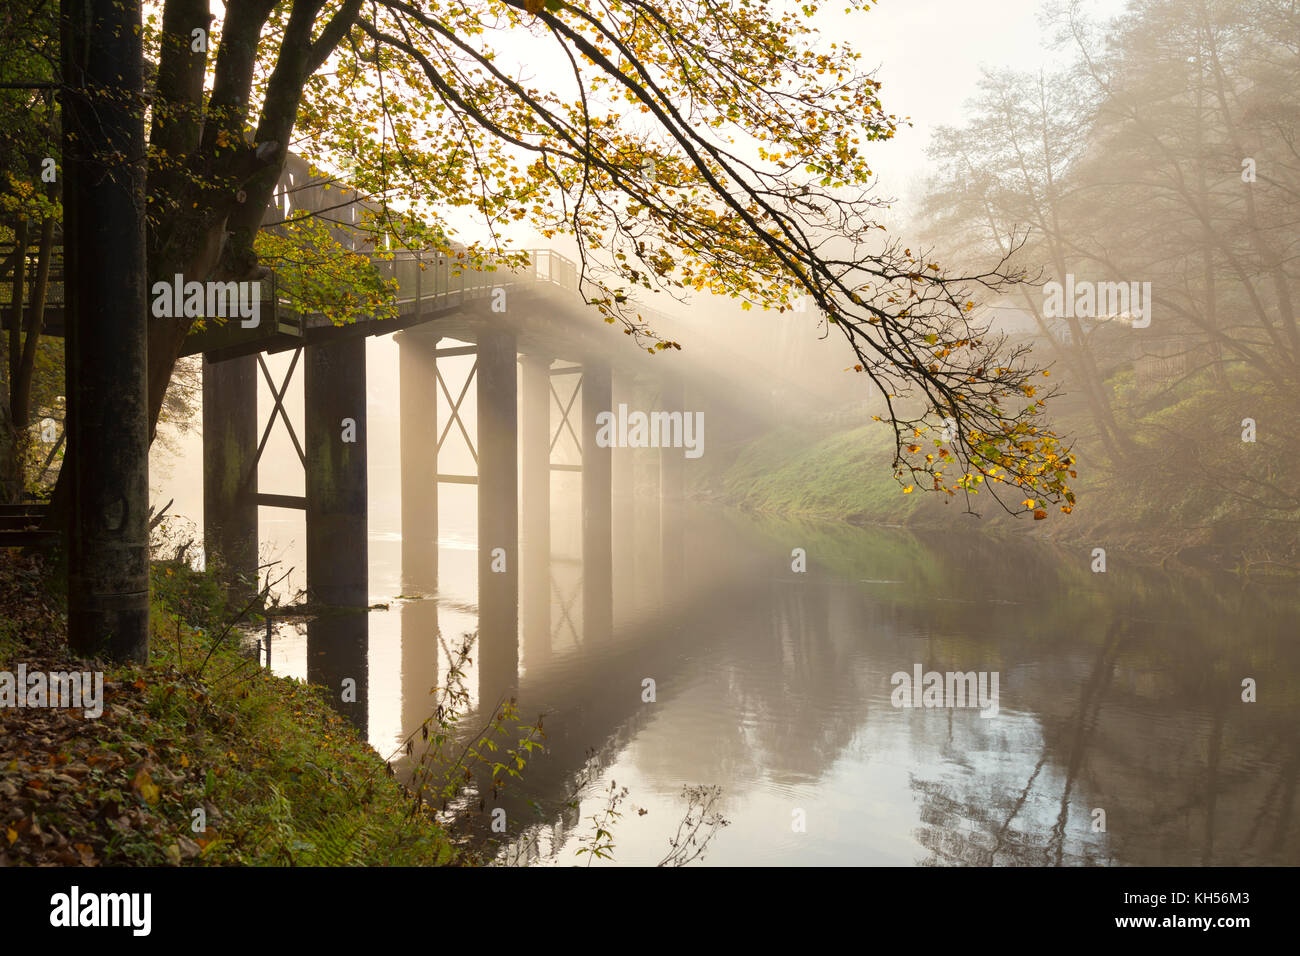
xmin=268 ymin=488 xmax=1300 ymax=866
xmin=307 ymin=608 xmax=369 ymax=735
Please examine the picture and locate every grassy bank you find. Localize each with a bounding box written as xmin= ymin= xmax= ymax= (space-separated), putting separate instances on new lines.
xmin=0 ymin=551 xmax=458 ymax=866
xmin=698 ymin=371 xmax=1300 ymax=572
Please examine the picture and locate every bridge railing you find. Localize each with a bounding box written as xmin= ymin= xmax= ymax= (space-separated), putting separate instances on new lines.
xmin=369 ymin=247 xmax=582 ymax=317
xmin=0 ymin=242 xmax=66 ymax=313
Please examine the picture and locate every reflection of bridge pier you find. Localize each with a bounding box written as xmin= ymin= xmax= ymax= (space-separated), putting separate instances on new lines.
xmin=400 ymin=596 xmax=441 ymax=740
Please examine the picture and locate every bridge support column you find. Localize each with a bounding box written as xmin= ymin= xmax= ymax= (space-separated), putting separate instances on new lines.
xmin=202 ymin=353 xmax=258 ymax=599
xmin=582 ymin=360 xmax=613 ymax=641
xmin=305 ymin=335 xmax=369 ymax=732
xmin=520 ymin=353 xmax=550 ymax=560
xmin=520 ymin=353 xmax=551 ymax=663
xmin=659 ymin=373 xmax=685 ymax=596
xmin=611 ymin=375 xmax=637 ymax=624
xmin=612 ymin=376 xmax=635 ymax=503
xmin=477 ymin=327 xmax=519 ymax=697
xmin=398 ymin=332 xmax=439 ymax=592
xmin=659 ymin=373 xmax=685 ymax=504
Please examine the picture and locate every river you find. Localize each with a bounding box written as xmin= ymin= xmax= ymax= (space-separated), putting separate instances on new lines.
xmin=246 ymin=474 xmax=1299 ymax=866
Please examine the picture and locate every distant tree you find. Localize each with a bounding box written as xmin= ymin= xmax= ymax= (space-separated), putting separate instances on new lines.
xmin=922 ymin=68 xmax=1131 ymax=464
xmin=1061 ymin=0 xmax=1300 ymax=386
xmin=0 ymin=0 xmax=59 ymax=502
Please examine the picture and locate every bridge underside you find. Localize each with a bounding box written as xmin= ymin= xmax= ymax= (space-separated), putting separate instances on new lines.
xmin=200 ymin=277 xmax=698 ymax=732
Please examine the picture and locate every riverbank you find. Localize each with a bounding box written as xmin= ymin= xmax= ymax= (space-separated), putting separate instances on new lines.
xmin=0 ymin=551 xmax=458 ymax=866
xmin=696 ymin=375 xmax=1300 ymax=574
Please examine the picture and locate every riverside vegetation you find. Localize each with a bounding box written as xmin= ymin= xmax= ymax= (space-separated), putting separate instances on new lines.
xmin=698 ymin=371 xmax=1300 ymax=576
xmin=1 ymin=526 xmax=729 ymax=867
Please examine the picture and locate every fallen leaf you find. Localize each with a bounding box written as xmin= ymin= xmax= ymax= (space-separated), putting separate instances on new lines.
xmin=131 ymin=767 xmax=160 ymax=806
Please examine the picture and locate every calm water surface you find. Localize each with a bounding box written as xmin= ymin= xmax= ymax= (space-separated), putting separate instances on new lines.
xmin=253 ymin=477 xmax=1300 ymax=866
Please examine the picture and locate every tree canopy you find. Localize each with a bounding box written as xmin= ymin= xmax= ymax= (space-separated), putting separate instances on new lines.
xmin=10 ymin=0 xmax=1078 ymax=516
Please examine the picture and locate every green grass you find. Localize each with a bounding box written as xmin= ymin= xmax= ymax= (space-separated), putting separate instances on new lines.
xmin=702 ymin=423 xmax=927 ymax=525
xmin=1 ymin=553 xmax=460 ymax=866
xmin=703 ymin=369 xmax=1300 ymax=570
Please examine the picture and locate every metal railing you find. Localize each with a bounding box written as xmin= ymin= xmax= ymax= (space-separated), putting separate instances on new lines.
xmin=371 ymin=247 xmax=581 ymax=317
xmin=0 ymin=243 xmax=65 ymax=311
xmin=1 ymin=237 xmax=677 ymax=337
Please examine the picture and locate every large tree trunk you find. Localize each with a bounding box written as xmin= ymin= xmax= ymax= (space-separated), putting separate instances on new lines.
xmin=61 ymin=0 xmax=151 ymax=662
xmin=44 ymin=0 xmax=343 ymax=533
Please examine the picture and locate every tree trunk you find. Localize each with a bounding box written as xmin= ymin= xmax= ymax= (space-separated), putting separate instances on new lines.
xmin=7 ymin=220 xmax=28 ymax=406
xmin=12 ymin=216 xmax=55 ymax=430
xmin=1 ymin=221 xmax=29 ymax=504
xmin=61 ymin=0 xmax=151 ymax=662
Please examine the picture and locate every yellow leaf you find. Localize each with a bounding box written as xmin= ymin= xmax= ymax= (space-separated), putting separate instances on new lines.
xmin=5 ymin=826 xmax=16 ymax=845
xmin=131 ymin=767 xmax=160 ymax=806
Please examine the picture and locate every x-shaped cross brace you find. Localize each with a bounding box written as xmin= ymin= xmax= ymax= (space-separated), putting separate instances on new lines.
xmin=435 ymin=359 xmax=478 ymax=464
xmin=549 ymin=374 xmax=583 ymax=458
xmin=243 ymin=348 xmax=305 ymax=494
xmin=551 ymin=570 xmax=583 ymax=647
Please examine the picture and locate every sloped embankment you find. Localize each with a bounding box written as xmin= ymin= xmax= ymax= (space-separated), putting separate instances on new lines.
xmin=0 ymin=552 xmax=458 ymax=867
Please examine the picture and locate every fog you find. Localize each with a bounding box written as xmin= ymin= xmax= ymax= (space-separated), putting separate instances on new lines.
xmin=145 ymin=0 xmax=1300 ymax=866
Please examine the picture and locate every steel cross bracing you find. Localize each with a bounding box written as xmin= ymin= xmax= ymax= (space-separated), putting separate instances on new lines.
xmin=435 ymin=358 xmax=478 ymax=464
xmin=548 ymin=368 xmax=583 ymax=472
xmin=244 ymin=348 xmax=309 ymax=510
